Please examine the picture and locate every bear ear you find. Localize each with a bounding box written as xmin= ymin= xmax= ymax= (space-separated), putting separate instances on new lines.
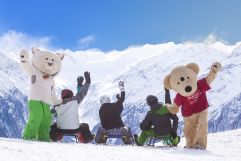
xmin=57 ymin=53 xmax=65 ymax=60
xmin=186 ymin=63 xmax=200 ymax=74
xmin=32 ymin=47 xmax=40 ymax=54
xmin=163 ymin=74 xmax=172 ymax=89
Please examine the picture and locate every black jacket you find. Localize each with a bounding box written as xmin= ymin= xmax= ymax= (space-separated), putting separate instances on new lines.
xmin=140 ymin=90 xmax=179 ymax=137
xmin=140 ymin=104 xmax=178 ymax=136
xmin=99 ymin=91 xmax=125 ymax=130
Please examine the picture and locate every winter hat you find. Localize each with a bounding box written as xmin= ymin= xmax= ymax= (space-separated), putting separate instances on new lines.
xmin=61 ymin=89 xmax=73 ymax=99
xmin=146 ymin=95 xmax=158 ymax=106
xmin=100 ymin=95 xmax=111 ymax=105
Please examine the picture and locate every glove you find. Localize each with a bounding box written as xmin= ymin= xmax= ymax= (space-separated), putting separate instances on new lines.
xmin=51 ymin=108 xmax=57 ymax=115
xmin=84 ymin=71 xmax=91 ymax=84
xmin=164 ymin=87 xmax=170 ymax=94
xmin=118 ymin=81 xmax=125 ymax=91
xmin=77 ymin=76 xmax=84 ymax=87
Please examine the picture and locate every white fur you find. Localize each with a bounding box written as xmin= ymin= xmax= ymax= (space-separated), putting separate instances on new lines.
xmin=19 ymin=48 xmax=64 ymax=105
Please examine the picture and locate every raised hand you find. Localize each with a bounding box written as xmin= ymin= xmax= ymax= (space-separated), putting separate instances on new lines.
xmin=20 ymin=50 xmax=30 ymax=62
xmin=84 ymin=71 xmax=91 ymax=84
xmin=118 ymin=81 xmax=125 ymax=91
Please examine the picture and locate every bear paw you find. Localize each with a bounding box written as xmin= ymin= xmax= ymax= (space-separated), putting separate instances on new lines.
xmin=166 ymin=103 xmax=179 ymax=114
xmin=20 ymin=50 xmax=30 ymax=62
xmin=211 ymin=62 xmax=222 ymax=73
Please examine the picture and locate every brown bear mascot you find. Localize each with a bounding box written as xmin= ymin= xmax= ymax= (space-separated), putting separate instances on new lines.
xmin=163 ymin=62 xmax=222 ymax=150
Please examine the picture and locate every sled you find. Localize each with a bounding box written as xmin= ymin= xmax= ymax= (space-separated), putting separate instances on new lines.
xmin=50 ymin=125 xmax=85 ymax=143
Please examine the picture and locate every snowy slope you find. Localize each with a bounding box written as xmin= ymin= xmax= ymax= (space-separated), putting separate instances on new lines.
xmin=1 ymin=41 xmax=241 ymax=138
xmin=209 ymin=92 xmax=241 ymax=132
xmin=0 ymin=52 xmax=27 ymax=138
xmin=0 ymin=129 xmax=241 ymax=161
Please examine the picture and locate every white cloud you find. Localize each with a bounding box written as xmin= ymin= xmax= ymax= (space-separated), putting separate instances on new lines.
xmin=0 ymin=30 xmax=240 ymax=57
xmin=183 ymin=32 xmax=230 ymax=45
xmin=77 ymin=35 xmax=96 ymax=49
xmin=203 ymin=33 xmax=227 ymax=44
xmin=0 ymin=30 xmax=53 ymax=55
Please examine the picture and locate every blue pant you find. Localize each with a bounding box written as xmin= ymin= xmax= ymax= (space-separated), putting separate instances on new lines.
xmin=95 ymin=127 xmax=134 ymax=144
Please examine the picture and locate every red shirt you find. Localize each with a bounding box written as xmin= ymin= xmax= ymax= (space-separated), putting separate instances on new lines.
xmin=174 ymin=78 xmax=211 ymax=117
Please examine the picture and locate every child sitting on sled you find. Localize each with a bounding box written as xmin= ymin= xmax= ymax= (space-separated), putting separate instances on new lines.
xmin=50 ymin=71 xmax=94 ymax=143
xmin=95 ymin=81 xmax=134 ymax=144
xmin=134 ymin=88 xmax=180 ymax=146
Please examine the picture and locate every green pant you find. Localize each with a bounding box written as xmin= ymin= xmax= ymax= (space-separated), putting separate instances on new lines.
xmin=137 ymin=129 xmax=170 ymax=145
xmin=23 ymin=100 xmax=51 ymax=142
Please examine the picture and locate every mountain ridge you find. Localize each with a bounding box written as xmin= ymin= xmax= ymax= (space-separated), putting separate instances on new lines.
xmin=0 ymin=42 xmax=241 ymax=138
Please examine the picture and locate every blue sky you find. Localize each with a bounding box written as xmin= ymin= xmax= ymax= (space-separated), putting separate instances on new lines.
xmin=0 ymin=0 xmax=240 ymax=51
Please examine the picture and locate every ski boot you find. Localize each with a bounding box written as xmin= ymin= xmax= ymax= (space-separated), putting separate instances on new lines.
xmin=171 ymin=136 xmax=180 ymax=146
xmin=134 ymin=134 xmax=142 ymax=146
xmin=162 ymin=138 xmax=172 ymax=146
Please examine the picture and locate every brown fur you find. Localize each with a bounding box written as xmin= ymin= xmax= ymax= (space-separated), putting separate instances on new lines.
xmin=183 ymin=109 xmax=208 ymax=149
xmin=163 ymin=62 xmax=222 ymax=149
xmin=166 ymin=103 xmax=179 ymax=114
xmin=185 ymin=63 xmax=200 ymax=75
xmin=163 ymin=74 xmax=172 ymax=90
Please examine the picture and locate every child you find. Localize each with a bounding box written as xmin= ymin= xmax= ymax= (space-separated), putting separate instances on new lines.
xmin=95 ymin=81 xmax=134 ymax=144
xmin=50 ymin=71 xmax=94 ymax=143
xmin=134 ymin=88 xmax=180 ymax=146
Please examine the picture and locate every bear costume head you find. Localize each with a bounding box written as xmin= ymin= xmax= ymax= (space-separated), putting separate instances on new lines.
xmin=31 ymin=47 xmax=64 ymax=76
xmin=164 ymin=63 xmax=200 ymax=97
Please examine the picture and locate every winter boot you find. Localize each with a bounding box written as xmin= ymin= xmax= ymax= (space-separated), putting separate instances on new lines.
xmin=171 ymin=136 xmax=180 ymax=146
xmin=134 ymin=134 xmax=142 ymax=146
xmin=95 ymin=127 xmax=107 ymax=144
xmin=49 ymin=123 xmax=58 ymax=142
xmin=78 ymin=133 xmax=84 ymax=143
xmin=84 ymin=134 xmax=95 ymax=143
xmin=162 ymin=138 xmax=172 ymax=145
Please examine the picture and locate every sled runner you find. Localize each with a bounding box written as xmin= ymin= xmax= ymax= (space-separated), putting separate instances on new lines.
xmin=102 ymin=134 xmax=130 ymax=144
xmin=147 ymin=136 xmax=180 ymax=146
xmin=57 ymin=128 xmax=83 ymax=143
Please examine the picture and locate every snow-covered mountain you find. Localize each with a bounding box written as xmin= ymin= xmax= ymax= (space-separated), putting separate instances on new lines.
xmin=0 ymin=41 xmax=241 ymax=138
xmin=0 ymin=52 xmax=27 ymax=138
xmin=1 ymin=129 xmax=241 ymax=161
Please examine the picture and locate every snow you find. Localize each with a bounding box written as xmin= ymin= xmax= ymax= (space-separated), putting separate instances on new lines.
xmin=0 ymin=129 xmax=241 ymax=161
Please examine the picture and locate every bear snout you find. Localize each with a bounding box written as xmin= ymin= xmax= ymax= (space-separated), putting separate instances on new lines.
xmin=185 ymin=86 xmax=192 ymax=93
xmin=48 ymin=62 xmax=53 ymax=66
